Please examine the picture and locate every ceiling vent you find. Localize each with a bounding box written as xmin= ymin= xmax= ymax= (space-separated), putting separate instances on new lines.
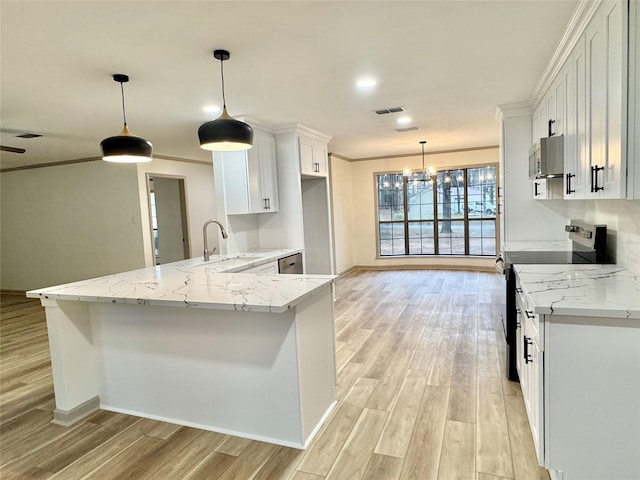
xmin=374 ymin=106 xmax=405 ymax=115
xmin=395 ymin=126 xmax=421 ymax=133
xmin=16 ymin=133 xmax=42 ymax=139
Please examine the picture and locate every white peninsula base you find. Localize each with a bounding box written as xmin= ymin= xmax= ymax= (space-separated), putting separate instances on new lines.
xmin=41 ymin=283 xmax=336 ymax=449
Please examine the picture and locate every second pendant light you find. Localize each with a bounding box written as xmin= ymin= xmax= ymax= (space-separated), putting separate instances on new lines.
xmin=198 ymin=49 xmax=253 ymax=152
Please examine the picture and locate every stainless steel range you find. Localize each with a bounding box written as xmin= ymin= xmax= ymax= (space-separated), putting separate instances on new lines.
xmin=498 ymin=220 xmax=609 ymax=381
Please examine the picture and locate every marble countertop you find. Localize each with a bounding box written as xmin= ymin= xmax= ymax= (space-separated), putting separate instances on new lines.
xmin=514 ymin=264 xmax=640 ymax=319
xmin=27 ymin=249 xmax=335 ymax=313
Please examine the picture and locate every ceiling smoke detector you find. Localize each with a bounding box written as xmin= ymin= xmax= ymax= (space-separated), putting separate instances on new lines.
xmin=374 ymin=106 xmax=405 ymax=115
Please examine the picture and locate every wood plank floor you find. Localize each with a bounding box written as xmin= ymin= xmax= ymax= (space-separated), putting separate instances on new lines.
xmin=0 ymin=269 xmax=550 ymax=480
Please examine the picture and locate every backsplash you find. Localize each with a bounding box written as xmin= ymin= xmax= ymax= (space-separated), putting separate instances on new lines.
xmin=225 ymin=215 xmax=260 ymax=253
xmin=563 ymin=199 xmax=640 ymax=274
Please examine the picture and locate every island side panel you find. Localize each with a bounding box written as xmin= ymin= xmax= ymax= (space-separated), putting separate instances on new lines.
xmin=41 ymin=298 xmax=101 ymax=424
xmin=545 ymin=315 xmax=640 ymax=480
xmin=294 ymin=283 xmax=337 ymax=445
xmin=93 ymin=303 xmax=305 ymax=447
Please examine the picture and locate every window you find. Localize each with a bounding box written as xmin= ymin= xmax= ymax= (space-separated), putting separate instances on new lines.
xmin=377 ymin=165 xmax=497 ymax=257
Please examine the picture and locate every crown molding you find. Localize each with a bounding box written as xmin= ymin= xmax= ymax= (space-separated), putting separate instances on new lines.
xmin=496 ymin=102 xmax=533 ymax=119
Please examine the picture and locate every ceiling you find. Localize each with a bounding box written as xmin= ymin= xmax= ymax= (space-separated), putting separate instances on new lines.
xmin=0 ymin=0 xmax=579 ymax=170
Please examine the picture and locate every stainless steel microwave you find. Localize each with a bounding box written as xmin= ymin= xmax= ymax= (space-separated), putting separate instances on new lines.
xmin=528 ymin=135 xmax=564 ymax=179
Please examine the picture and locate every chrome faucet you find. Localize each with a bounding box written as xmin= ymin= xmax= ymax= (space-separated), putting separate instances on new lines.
xmin=203 ymin=220 xmax=228 ymax=261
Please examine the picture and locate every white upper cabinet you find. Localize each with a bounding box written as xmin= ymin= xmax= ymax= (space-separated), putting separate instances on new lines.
xmin=299 ymin=134 xmax=328 ymax=177
xmin=585 ymin=0 xmax=626 ymax=198
xmin=532 ymin=0 xmax=628 ymax=200
xmin=215 ymin=129 xmax=279 ymax=215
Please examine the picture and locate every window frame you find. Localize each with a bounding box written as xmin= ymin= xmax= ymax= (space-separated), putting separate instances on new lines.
xmin=375 ymin=163 xmax=498 ymax=258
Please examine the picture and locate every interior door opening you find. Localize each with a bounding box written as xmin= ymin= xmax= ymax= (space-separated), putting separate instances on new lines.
xmin=147 ymin=175 xmax=190 ymax=265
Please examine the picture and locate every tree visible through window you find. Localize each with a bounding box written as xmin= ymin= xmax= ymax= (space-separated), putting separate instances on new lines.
xmin=377 ymin=166 xmax=497 ymax=256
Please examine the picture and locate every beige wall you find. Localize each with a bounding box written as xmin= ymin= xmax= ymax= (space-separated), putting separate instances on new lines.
xmin=0 ymin=157 xmax=217 ymax=291
xmin=330 ymin=148 xmax=500 ymax=274
xmin=1 ymin=161 xmax=146 ymax=290
xmin=329 ymin=155 xmax=354 ymax=274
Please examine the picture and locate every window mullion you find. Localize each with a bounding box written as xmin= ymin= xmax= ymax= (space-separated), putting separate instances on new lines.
xmin=403 ymin=176 xmax=409 ymax=255
xmin=464 ymin=169 xmax=469 ymax=255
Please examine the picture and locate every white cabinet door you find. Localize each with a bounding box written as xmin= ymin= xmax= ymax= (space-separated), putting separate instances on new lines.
xmin=532 ymin=178 xmax=548 ymax=199
xmin=256 ymin=132 xmax=279 ymax=212
xmin=218 ymin=131 xmax=279 ymax=215
xmin=584 ymin=0 xmax=626 ymax=198
xmin=563 ymin=49 xmax=584 ymax=198
xmin=523 ymin=312 xmax=542 ymax=464
xmin=299 ymin=134 xmax=328 ymax=177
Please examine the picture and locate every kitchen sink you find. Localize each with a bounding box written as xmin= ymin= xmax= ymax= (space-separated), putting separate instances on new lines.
xmin=214 ymin=256 xmax=262 ymax=266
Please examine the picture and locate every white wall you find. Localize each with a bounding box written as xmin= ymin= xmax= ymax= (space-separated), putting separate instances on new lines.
xmin=499 ymin=111 xmax=570 ymax=245
xmin=136 ymin=158 xmax=216 ymax=266
xmin=1 ymin=161 xmax=145 ymax=290
xmin=332 ymin=148 xmax=501 ymax=272
xmin=563 ymin=200 xmax=640 ymax=274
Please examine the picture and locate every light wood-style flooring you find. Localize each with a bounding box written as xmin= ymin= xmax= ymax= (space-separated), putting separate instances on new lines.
xmin=0 ymin=269 xmax=549 ymax=479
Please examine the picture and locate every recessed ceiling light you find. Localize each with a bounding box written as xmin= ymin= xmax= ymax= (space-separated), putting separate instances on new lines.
xmin=397 ymin=116 xmax=412 ymax=125
xmin=356 ymin=77 xmax=377 ymax=89
xmin=202 ymin=104 xmax=221 ymax=114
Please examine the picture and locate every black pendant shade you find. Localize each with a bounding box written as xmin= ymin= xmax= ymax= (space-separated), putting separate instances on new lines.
xmin=101 ymin=126 xmax=153 ymax=163
xmin=198 ymin=50 xmax=253 ymax=152
xmin=101 ymin=74 xmax=153 ymax=163
xmin=198 ymin=107 xmax=253 ymax=151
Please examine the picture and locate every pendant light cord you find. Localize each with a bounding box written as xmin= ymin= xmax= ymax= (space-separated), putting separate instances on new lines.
xmin=120 ymin=81 xmax=128 ymax=127
xmin=220 ymin=57 xmax=227 ymax=108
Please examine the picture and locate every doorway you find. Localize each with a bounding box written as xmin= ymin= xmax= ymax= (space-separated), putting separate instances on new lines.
xmin=146 ymin=174 xmax=190 ymax=265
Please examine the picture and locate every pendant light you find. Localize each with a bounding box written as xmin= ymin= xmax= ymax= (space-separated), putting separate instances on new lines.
xmin=100 ymin=74 xmax=153 ymax=163
xmin=198 ymin=49 xmax=253 ymax=151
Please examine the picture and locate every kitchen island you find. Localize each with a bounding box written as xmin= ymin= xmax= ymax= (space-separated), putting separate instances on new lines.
xmin=27 ymin=250 xmax=337 ymax=449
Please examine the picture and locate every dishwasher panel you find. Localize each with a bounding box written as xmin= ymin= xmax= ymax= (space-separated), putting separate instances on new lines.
xmin=278 ymin=253 xmax=303 ymax=274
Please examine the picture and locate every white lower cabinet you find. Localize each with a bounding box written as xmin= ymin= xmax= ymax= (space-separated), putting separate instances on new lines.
xmin=516 ymin=272 xmax=640 ymax=480
xmin=241 ymin=260 xmax=278 ymax=274
xmin=515 ymin=280 xmax=543 ymax=463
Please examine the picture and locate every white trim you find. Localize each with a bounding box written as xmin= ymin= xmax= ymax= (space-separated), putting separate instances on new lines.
xmin=302 ymin=400 xmax=337 ymax=449
xmin=52 ymin=395 xmax=100 ymax=426
xmin=99 ymin=404 xmax=312 ymax=449
xmin=496 ymin=102 xmax=533 ymax=119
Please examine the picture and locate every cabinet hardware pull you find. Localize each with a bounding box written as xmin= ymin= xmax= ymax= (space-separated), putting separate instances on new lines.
xmin=548 ymin=119 xmax=556 ymax=137
xmin=516 ymin=287 xmax=523 ymax=293
xmin=566 ymin=173 xmax=575 ymax=194
xmin=534 ymin=182 xmax=540 ymax=196
xmin=263 ymin=198 xmax=268 ymax=209
xmin=267 ymin=198 xmax=270 ymax=210
xmin=525 ymin=310 xmax=535 ymax=319
xmin=524 ymin=336 xmax=533 ymax=364
xmin=591 ymin=165 xmax=605 ymax=192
